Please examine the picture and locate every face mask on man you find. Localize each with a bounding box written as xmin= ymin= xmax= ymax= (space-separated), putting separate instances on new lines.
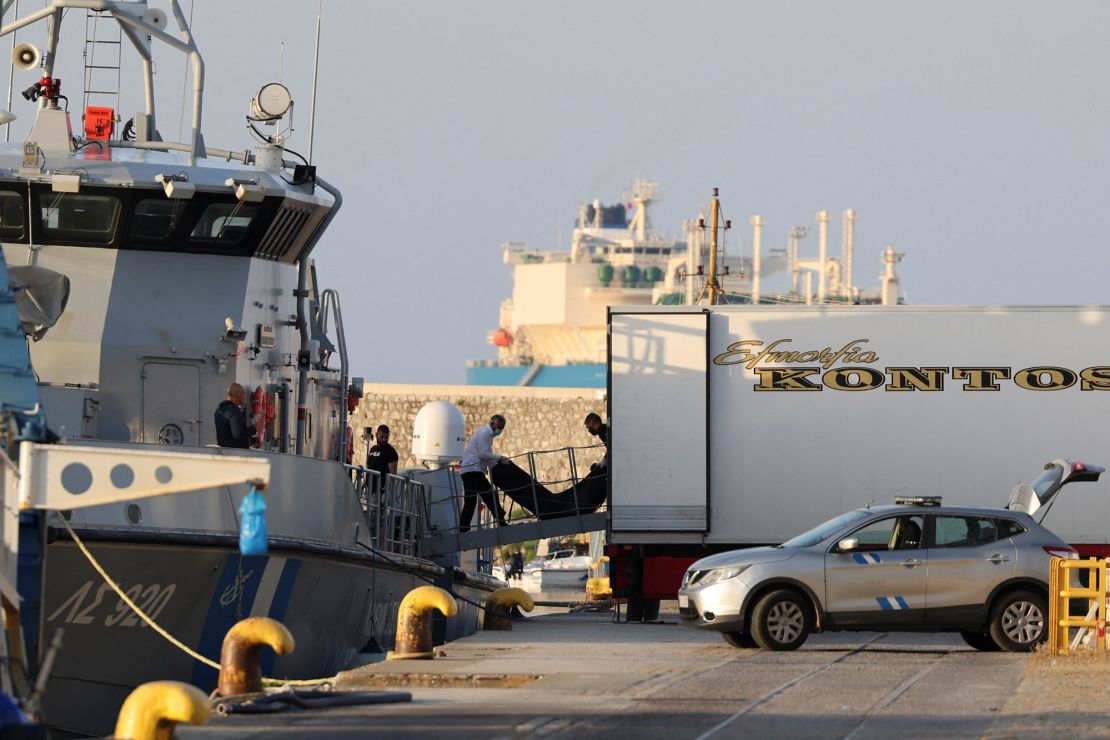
xmin=493 ymin=427 xmax=503 ymax=437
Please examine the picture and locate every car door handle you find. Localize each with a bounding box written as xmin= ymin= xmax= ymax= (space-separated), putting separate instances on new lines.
xmin=987 ymin=554 xmax=1010 ymax=564
xmin=900 ymin=558 xmax=923 ymax=567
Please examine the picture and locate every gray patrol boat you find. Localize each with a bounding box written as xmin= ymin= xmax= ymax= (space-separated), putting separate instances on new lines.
xmin=0 ymin=1 xmax=497 ymax=734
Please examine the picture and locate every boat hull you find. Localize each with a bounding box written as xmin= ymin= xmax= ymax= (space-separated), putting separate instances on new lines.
xmin=41 ymin=537 xmax=485 ymax=736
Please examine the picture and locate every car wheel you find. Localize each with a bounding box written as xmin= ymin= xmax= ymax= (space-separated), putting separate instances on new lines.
xmin=722 ymin=631 xmax=758 ymax=648
xmin=959 ymin=631 xmax=1002 ymax=651
xmin=750 ymin=589 xmax=810 ymax=651
xmin=988 ymin=590 xmax=1048 ymax=652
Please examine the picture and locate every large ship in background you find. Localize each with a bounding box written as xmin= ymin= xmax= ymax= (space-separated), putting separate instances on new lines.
xmin=467 ymin=178 xmax=907 ymax=388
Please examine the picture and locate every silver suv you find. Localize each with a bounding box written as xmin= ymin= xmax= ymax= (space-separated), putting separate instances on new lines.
xmin=678 ymin=459 xmax=1102 ymax=652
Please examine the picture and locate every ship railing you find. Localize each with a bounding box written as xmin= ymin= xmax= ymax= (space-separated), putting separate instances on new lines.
xmin=347 ymin=466 xmax=426 ymax=557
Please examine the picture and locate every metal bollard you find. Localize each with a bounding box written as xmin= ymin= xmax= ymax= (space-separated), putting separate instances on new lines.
xmin=113 ymin=680 xmax=210 ymax=740
xmin=387 ymin=585 xmax=458 ymax=660
xmin=217 ymin=617 xmax=296 ymax=696
xmin=483 ymin=587 xmax=535 ymax=630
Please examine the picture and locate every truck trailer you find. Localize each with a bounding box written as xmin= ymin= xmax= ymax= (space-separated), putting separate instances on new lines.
xmin=606 ymin=305 xmax=1110 ymax=619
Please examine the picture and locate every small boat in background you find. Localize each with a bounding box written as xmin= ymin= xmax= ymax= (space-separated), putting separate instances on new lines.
xmin=518 ymin=548 xmax=590 ymax=591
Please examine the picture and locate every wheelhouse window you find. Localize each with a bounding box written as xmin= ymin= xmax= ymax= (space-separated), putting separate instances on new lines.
xmin=0 ymin=190 xmax=24 ymax=240
xmin=188 ymin=202 xmax=259 ymax=246
xmin=38 ymin=192 xmax=120 ymax=243
xmin=129 ymin=197 xmax=186 ymax=241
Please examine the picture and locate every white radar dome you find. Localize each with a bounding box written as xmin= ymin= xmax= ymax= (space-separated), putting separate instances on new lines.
xmin=412 ymin=401 xmax=466 ymax=465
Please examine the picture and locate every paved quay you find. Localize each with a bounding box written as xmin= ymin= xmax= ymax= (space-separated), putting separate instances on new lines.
xmin=180 ymin=604 xmax=1110 ymax=739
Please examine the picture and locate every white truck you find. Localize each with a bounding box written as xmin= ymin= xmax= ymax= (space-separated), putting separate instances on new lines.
xmin=606 ymin=305 xmax=1110 ymax=619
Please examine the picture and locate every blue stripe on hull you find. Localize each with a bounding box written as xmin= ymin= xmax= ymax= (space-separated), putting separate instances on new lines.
xmin=260 ymin=559 xmax=302 ymax=675
xmin=190 ymin=554 xmax=268 ymax=687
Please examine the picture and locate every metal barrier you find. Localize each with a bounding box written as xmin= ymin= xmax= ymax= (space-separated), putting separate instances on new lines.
xmin=1048 ymin=556 xmax=1108 ymax=654
xmin=346 ymin=465 xmax=427 ymax=557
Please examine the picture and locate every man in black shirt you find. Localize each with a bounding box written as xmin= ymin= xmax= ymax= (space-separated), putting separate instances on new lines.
xmin=366 ymin=424 xmax=399 ymax=486
xmin=584 ymin=412 xmax=608 ymax=447
xmin=584 ymin=412 xmax=609 ymax=470
xmin=215 ymin=383 xmax=255 ymax=448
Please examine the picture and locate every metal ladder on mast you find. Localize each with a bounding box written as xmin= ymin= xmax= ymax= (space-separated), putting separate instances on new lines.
xmin=82 ymin=9 xmax=122 ymax=137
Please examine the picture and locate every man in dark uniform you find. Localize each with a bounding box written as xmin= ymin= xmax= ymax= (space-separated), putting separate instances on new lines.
xmin=215 ymin=382 xmax=255 ymax=448
xmin=584 ymin=412 xmax=608 ymax=449
xmin=366 ymin=424 xmax=399 ymax=486
xmin=584 ymin=412 xmax=609 ymax=472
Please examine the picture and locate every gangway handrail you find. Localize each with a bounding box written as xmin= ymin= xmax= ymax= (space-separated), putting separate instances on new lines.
xmin=501 ymin=442 xmax=604 ymax=460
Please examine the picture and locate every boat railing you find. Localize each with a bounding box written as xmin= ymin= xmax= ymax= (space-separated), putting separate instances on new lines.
xmin=346 ymin=466 xmax=426 ymax=557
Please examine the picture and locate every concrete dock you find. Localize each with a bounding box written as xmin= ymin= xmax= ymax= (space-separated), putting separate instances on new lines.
xmin=179 ymin=604 xmax=1110 ymax=739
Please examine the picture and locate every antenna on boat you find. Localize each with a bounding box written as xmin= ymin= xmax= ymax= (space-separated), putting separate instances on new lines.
xmin=176 ymin=0 xmax=194 ymax=142
xmin=3 ymin=0 xmax=16 ymax=142
xmin=307 ymin=0 xmax=322 ymax=164
xmin=692 ymin=188 xmax=730 ymax=306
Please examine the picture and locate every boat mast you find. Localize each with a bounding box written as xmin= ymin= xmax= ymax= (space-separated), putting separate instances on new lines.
xmin=698 ymin=187 xmax=728 ymax=305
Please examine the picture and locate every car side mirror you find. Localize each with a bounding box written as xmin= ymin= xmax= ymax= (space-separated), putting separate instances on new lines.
xmin=837 ymin=537 xmax=859 ymax=553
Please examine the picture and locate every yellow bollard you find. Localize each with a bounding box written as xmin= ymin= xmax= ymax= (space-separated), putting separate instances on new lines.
xmin=387 ymin=585 xmax=458 ymax=660
xmin=113 ymin=681 xmax=210 ymax=740
xmin=586 ymin=556 xmax=612 ymax=602
xmin=483 ymin=587 xmax=535 ymax=630
xmin=216 ymin=617 xmax=296 ymax=697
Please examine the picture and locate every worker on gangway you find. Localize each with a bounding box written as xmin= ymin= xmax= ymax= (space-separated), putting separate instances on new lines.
xmin=459 ymin=414 xmax=509 ymax=531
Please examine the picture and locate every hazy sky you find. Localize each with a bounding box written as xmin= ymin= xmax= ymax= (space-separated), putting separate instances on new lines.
xmin=14 ymin=1 xmax=1110 ymax=383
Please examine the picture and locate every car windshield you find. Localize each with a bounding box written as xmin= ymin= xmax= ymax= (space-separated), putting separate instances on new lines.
xmin=780 ymin=509 xmax=873 ymax=548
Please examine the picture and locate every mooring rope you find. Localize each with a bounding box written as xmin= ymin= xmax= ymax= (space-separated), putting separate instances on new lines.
xmin=57 ymin=515 xmax=336 ymax=687
xmin=58 ymin=515 xmax=221 ymax=670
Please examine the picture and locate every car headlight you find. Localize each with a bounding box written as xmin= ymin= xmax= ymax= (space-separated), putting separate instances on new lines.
xmin=687 ymin=565 xmax=749 ymax=587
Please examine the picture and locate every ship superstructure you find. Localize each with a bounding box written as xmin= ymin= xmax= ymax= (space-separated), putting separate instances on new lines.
xmin=468 ymin=179 xmax=907 ymax=387
xmin=0 ymin=2 xmax=496 ymax=734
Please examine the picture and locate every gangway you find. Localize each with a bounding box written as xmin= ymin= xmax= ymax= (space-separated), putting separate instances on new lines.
xmin=423 ymin=511 xmax=608 ymax=556
xmin=417 ymin=445 xmax=609 ymax=557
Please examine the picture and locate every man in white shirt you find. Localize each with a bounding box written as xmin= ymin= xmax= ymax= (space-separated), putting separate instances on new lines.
xmin=459 ymin=414 xmax=508 ymax=531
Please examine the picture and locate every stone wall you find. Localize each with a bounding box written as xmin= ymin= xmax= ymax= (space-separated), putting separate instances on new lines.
xmin=349 ymin=383 xmax=608 ymax=490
